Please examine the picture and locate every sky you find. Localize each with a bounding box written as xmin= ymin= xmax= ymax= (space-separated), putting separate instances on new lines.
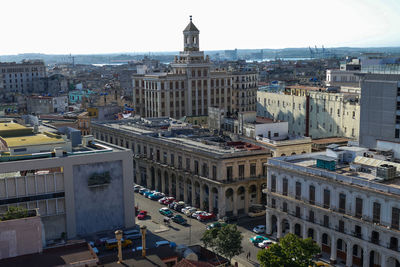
xmin=1 ymin=0 xmax=399 ymax=55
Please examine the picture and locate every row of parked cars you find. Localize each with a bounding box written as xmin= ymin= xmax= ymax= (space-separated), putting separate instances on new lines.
xmin=134 ymin=184 xmax=218 ymax=223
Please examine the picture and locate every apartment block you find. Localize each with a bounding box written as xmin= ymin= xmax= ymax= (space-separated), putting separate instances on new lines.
xmin=264 ymin=146 xmax=400 ymax=267
xmin=257 ymin=85 xmax=360 ymax=140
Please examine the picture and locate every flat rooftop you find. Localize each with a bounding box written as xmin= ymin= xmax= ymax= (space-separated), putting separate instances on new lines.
xmin=269 ymin=149 xmax=400 ymax=196
xmin=3 ymin=133 xmax=65 ymax=147
xmin=94 ymin=119 xmax=267 ymax=157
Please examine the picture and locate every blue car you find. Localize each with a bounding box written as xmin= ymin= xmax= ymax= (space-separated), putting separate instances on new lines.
xmin=143 ymin=191 xmax=154 ymax=197
xmin=149 ymin=193 xmax=164 ymax=200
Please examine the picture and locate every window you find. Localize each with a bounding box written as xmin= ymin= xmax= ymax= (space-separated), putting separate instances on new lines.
xmin=396 ymin=129 xmax=400 ymax=139
xmin=239 ymin=165 xmax=245 ymax=179
xmin=309 ymin=210 xmax=315 ymax=223
xmin=202 ymin=163 xmax=208 ymax=177
xmin=271 ymin=175 xmax=276 ymax=192
xmin=186 ymin=158 xmax=191 ymax=171
xmin=339 ymin=193 xmax=346 ymax=213
xmin=282 ymin=178 xmax=288 ymax=196
xmin=309 ymin=185 xmax=315 ymax=205
xmin=339 ymin=220 xmax=345 ymax=233
xmin=194 ymin=160 xmax=199 ymax=175
xmin=149 ymin=148 xmax=153 ymax=159
xmin=271 ymin=198 xmax=276 ymax=208
xmin=392 ymin=207 xmax=400 ymax=229
xmin=283 ymin=202 xmax=288 ymax=212
xmin=323 ymin=215 xmax=329 ymax=227
xmin=212 ymin=166 xmax=217 ymax=180
xmin=226 ymin=166 xmax=233 ymax=181
xmin=163 ymin=152 xmax=167 ymax=164
xmin=156 ymin=150 xmax=160 ymax=161
xmin=323 ymin=189 xmax=330 ymax=208
xmin=354 ymin=225 xmax=362 ymax=238
xmin=250 ymin=163 xmax=256 ymax=176
xmin=371 ymin=231 xmax=379 ymax=244
xmin=178 ymin=156 xmax=182 ymax=169
xmin=355 ymin=198 xmax=363 ymax=218
xmin=295 ymin=206 xmax=301 ymax=217
xmin=295 ymin=181 xmax=301 ymax=200
xmin=373 ymin=202 xmax=381 ymax=223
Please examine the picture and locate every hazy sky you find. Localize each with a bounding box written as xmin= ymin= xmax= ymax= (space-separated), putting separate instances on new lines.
xmin=1 ymin=0 xmax=399 ymax=55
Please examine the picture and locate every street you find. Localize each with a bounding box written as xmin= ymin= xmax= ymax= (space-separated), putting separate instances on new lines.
xmin=134 ymin=192 xmax=268 ymax=266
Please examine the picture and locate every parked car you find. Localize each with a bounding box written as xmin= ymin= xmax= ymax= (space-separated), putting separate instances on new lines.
xmin=133 ymin=185 xmax=142 ymax=193
xmin=168 ymin=201 xmax=177 ymax=209
xmin=222 ymin=215 xmax=238 ymax=224
xmin=171 ymin=214 xmax=187 ymax=225
xmin=249 ymin=235 xmax=269 ymax=245
xmin=258 ymin=239 xmax=276 ymax=248
xmin=149 ymin=192 xmax=164 ymax=200
xmin=163 ymin=198 xmax=175 ymax=205
xmin=159 ymin=207 xmax=173 ymax=217
xmin=206 ymin=221 xmax=227 ymax=230
xmin=124 ymin=229 xmax=141 ymax=241
xmin=181 ymin=206 xmax=193 ymax=213
xmin=173 ymin=201 xmax=186 ymax=212
xmin=184 ymin=207 xmax=197 ymax=217
xmin=198 ymin=213 xmax=216 ymax=222
xmin=192 ymin=211 xmax=206 ymax=219
xmin=94 ymin=237 xmax=109 ymax=247
xmin=159 ymin=197 xmax=174 ymax=204
xmin=253 ymin=225 xmax=266 ymax=234
xmin=144 ymin=190 xmax=156 ymax=197
xmin=137 ymin=210 xmax=147 ymax=220
xmin=139 ymin=188 xmax=149 ymax=195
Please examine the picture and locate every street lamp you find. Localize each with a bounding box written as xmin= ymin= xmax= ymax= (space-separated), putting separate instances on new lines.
xmin=115 ymin=230 xmax=123 ymax=264
xmin=140 ymin=225 xmax=147 ymax=257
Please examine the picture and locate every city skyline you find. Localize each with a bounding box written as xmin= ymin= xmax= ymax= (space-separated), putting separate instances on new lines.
xmin=0 ymin=0 xmax=399 ymax=55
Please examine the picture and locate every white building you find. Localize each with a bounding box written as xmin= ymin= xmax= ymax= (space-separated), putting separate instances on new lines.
xmin=264 ymin=146 xmax=400 ymax=267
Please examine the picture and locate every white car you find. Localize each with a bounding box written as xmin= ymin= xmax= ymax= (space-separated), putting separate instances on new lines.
xmin=258 ymin=240 xmax=276 ymax=248
xmin=181 ymin=206 xmax=193 ymax=213
xmin=158 ymin=197 xmax=167 ymax=203
xmin=184 ymin=208 xmax=197 ymax=217
xmin=191 ymin=211 xmax=206 ymax=219
xmin=253 ymin=225 xmax=266 ymax=234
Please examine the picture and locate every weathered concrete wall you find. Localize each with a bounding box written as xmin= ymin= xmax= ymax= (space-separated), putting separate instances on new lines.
xmin=42 ymin=214 xmax=66 ymax=241
xmin=73 ymin=161 xmax=124 ymax=236
xmin=0 ymin=216 xmax=43 ymax=259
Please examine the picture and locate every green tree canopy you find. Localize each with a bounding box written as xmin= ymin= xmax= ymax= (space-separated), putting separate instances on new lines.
xmin=201 ymin=224 xmax=243 ymax=262
xmin=257 ymin=233 xmax=321 ymax=267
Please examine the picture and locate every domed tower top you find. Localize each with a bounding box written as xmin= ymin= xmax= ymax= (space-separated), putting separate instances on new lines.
xmin=183 ymin=16 xmax=200 ymax=52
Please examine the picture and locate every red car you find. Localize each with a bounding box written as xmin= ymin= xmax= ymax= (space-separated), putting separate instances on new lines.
xmin=137 ymin=210 xmax=147 ymax=220
xmin=160 ymin=197 xmax=175 ymax=205
xmin=198 ymin=213 xmax=216 ymax=221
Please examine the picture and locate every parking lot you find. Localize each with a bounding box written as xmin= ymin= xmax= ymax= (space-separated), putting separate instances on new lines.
xmin=133 ymin=190 xmax=270 ymax=265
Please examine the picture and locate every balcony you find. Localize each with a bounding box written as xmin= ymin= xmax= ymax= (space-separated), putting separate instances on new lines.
xmin=265 ymin=189 xmax=400 ymax=234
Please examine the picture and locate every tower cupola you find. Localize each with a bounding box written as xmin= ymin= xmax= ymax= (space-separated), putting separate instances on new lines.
xmin=183 ymin=16 xmax=200 ymax=52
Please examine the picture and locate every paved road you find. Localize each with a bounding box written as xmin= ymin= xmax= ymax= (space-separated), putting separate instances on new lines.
xmin=134 ymin=192 xmax=268 ymax=266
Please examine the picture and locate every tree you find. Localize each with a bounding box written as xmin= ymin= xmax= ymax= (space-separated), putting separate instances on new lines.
xmin=201 ymin=224 xmax=243 ymax=263
xmin=257 ymin=233 xmax=321 ymax=267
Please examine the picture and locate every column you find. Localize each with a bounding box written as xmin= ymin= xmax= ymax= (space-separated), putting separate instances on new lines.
xmin=161 ymin=172 xmax=166 ymax=193
xmin=168 ymin=175 xmax=172 ymax=197
xmin=244 ymin=189 xmax=249 ymax=214
xmin=183 ymin=181 xmax=188 ymax=203
xmin=218 ymin=188 xmax=226 ymax=218
xmin=175 ymin=176 xmax=180 ymax=200
xmin=302 ymin=223 xmax=307 ymax=239
xmin=233 ymin=191 xmax=238 ymax=216
xmin=346 ymin=242 xmax=353 ymax=267
xmin=199 ymin=184 xmax=204 ymax=210
xmin=276 ymin=216 xmax=282 ymax=239
xmin=154 ymin=171 xmax=159 ymax=191
xmin=315 ymin=230 xmax=321 ymax=245
xmin=146 ymin=167 xmax=151 ymax=189
xmin=381 ymin=254 xmax=386 ymax=267
xmin=266 ymin=212 xmax=272 ymax=235
xmin=330 ymin=235 xmax=337 ymax=264
xmin=363 ymin=249 xmax=370 ymax=267
xmin=209 ymin=189 xmax=214 ymax=213
xmin=191 ymin=184 xmax=196 ymax=207
xmin=289 ymin=222 xmax=294 ymax=234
